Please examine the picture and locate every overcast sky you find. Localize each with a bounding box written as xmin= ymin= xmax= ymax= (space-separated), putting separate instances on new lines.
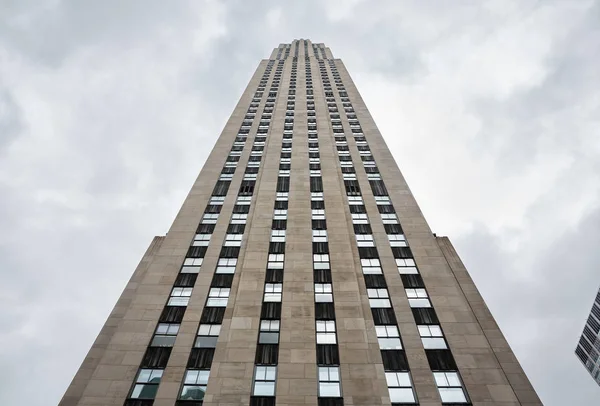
xmin=1 ymin=1 xmax=599 ymax=405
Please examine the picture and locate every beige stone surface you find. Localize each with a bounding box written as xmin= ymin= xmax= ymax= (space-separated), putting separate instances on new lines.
xmin=60 ymin=40 xmax=542 ymax=406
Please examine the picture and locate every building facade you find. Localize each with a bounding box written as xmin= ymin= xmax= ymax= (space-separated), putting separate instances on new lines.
xmin=576 ymin=288 xmax=600 ymax=385
xmin=60 ymin=40 xmax=542 ymax=406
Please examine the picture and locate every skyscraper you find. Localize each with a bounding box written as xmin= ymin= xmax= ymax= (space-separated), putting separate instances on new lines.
xmin=576 ymin=287 xmax=600 ymax=385
xmin=60 ymin=40 xmax=541 ymax=406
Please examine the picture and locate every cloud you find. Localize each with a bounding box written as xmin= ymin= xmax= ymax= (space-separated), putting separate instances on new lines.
xmin=0 ymin=0 xmax=599 ymax=405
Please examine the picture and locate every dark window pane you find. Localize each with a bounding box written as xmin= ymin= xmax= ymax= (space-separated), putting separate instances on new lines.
xmin=174 ymin=273 xmax=198 ymax=288
xmin=159 ymin=307 xmax=186 ymax=323
xmin=411 ymin=308 xmax=439 ymax=325
xmin=261 ymin=302 xmax=282 ymax=319
xmin=371 ymin=308 xmax=397 ymax=325
xmin=197 ymin=223 xmax=215 ymax=234
xmin=314 ymin=270 xmax=332 ymax=283
xmin=400 ymin=274 xmax=424 ymax=288
xmin=381 ymin=350 xmax=409 ymax=371
xmin=269 ymin=242 xmax=286 ymax=254
xmin=364 ymin=274 xmax=387 ymax=288
xmin=187 ymin=348 xmax=215 ymax=368
xmin=211 ymin=274 xmax=234 ymax=288
xmin=255 ymin=344 xmax=279 ymax=365
xmin=265 ymin=269 xmax=284 ymax=283
xmin=426 ymin=349 xmax=458 ymax=371
xmin=316 ymin=344 xmax=339 ymax=365
xmin=315 ymin=303 xmax=336 ymax=320
xmin=187 ymin=246 xmax=207 ymax=258
xmin=391 ymin=247 xmax=413 ymax=259
xmin=141 ymin=347 xmax=172 ymax=368
xmin=200 ymin=307 xmax=226 ymax=324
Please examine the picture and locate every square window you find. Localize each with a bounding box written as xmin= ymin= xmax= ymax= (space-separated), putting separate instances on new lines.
xmin=180 ymin=370 xmax=210 ymax=400
xmin=318 ymin=367 xmax=341 ymax=397
xmin=253 ymin=366 xmax=277 ymax=396
xmin=130 ymin=369 xmax=163 ymax=399
xmin=385 ymin=372 xmax=416 ymax=404
xmin=433 ymin=372 xmax=468 ymax=403
xmin=315 ymin=283 xmax=333 ymax=302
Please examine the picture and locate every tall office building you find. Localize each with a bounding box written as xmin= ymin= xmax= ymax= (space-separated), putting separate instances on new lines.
xmin=60 ymin=40 xmax=541 ymax=406
xmin=576 ymin=288 xmax=600 ymax=385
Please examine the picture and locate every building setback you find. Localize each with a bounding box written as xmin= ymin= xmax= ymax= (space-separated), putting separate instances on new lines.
xmin=576 ymin=288 xmax=600 ymax=386
xmin=60 ymin=40 xmax=542 ymax=406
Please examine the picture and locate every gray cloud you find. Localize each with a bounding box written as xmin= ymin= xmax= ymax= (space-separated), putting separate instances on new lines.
xmin=0 ymin=1 xmax=599 ymax=405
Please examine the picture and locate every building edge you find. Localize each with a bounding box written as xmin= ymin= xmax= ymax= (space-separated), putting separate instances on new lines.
xmin=436 ymin=236 xmax=542 ymax=405
xmin=59 ymin=236 xmax=166 ymax=406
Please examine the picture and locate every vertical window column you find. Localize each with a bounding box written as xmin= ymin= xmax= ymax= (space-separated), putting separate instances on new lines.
xmin=308 ymin=62 xmax=344 ymax=406
xmin=172 ymin=60 xmax=277 ymax=406
xmin=321 ymin=58 xmax=418 ymax=405
xmin=250 ymin=58 xmax=289 ymax=406
xmin=329 ymin=59 xmax=470 ymax=404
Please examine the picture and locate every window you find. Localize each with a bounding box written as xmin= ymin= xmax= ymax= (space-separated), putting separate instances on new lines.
xmin=375 ymin=325 xmax=402 ymax=350
xmin=237 ymin=196 xmax=252 ymax=205
xmin=311 ymin=192 xmax=324 ymax=201
xmin=315 ymin=283 xmax=333 ymax=302
xmin=207 ymin=288 xmax=230 ymax=307
xmin=182 ymin=257 xmax=203 ymax=273
xmin=313 ymin=254 xmax=330 ymax=270
xmin=180 ymin=370 xmax=210 ymax=401
xmin=264 ymin=283 xmax=282 ymax=302
xmin=195 ymin=324 xmax=221 ymax=348
xmin=202 ymin=213 xmax=218 ymax=224
xmin=406 ymin=288 xmax=431 ymax=307
xmin=276 ymin=192 xmax=289 ymax=201
xmin=216 ymin=258 xmax=237 ymax=274
xmin=231 ymin=213 xmax=247 ymax=224
xmin=192 ymin=234 xmax=211 ymax=246
xmin=388 ymin=234 xmax=408 ymax=247
xmin=253 ymin=366 xmax=277 ymax=396
xmin=130 ymin=369 xmax=163 ymax=399
xmin=279 ymin=170 xmax=290 ymax=176
xmin=210 ymin=196 xmax=225 ymax=205
xmin=312 ymin=229 xmax=328 ymax=242
xmin=381 ymin=213 xmax=398 ymax=224
xmin=259 ymin=320 xmax=280 ymax=344
xmin=168 ymin=287 xmax=192 ymax=306
xmin=316 ymin=320 xmax=337 ymax=344
xmin=270 ymin=229 xmax=286 ymax=242
xmin=318 ymin=367 xmax=341 ymax=397
xmin=273 ymin=209 xmax=287 ymax=220
xmin=268 ymin=254 xmax=284 ymax=269
xmin=385 ymin=372 xmax=417 ymax=404
xmin=396 ymin=258 xmax=418 ymax=274
xmin=351 ymin=213 xmax=368 ymax=224
xmin=225 ymin=234 xmax=243 ymax=246
xmin=151 ymin=323 xmax=180 ymax=347
xmin=368 ymin=288 xmax=391 ymax=308
xmin=361 ymin=258 xmax=382 ymax=274
xmin=312 ymin=209 xmax=325 ymax=220
xmin=356 ymin=234 xmax=374 ymax=247
xmin=418 ymin=325 xmax=447 ymax=349
xmin=433 ymin=372 xmax=468 ymax=403
xmin=347 ymin=195 xmax=363 ymax=205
